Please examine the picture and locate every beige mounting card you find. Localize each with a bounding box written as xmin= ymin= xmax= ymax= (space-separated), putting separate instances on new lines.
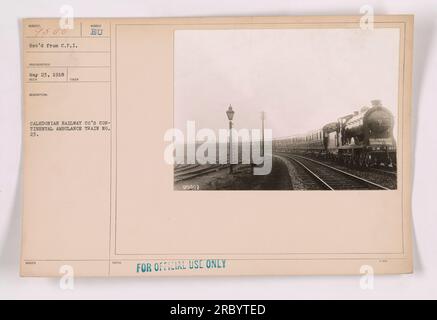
xmin=21 ymin=16 xmax=414 ymax=277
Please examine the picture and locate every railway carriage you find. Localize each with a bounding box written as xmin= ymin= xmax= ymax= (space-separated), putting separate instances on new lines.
xmin=273 ymin=100 xmax=397 ymax=169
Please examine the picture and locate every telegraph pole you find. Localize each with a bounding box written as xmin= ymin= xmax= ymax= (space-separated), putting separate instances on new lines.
xmin=226 ymin=105 xmax=235 ymax=174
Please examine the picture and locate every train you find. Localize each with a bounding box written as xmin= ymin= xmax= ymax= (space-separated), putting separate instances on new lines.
xmin=273 ymin=100 xmax=397 ymax=168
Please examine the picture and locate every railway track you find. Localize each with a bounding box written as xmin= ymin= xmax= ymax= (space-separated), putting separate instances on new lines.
xmin=174 ymin=164 xmax=200 ymax=174
xmin=174 ymin=164 xmax=229 ymax=182
xmin=284 ymin=154 xmax=389 ymax=190
xmin=371 ymin=167 xmax=397 ymax=176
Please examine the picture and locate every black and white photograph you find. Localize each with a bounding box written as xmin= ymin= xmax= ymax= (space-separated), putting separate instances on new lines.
xmin=173 ymin=28 xmax=399 ymax=190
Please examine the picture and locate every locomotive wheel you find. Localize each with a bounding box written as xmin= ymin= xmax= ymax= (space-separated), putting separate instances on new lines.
xmin=348 ymin=155 xmax=354 ymax=167
xmin=351 ymin=156 xmax=357 ymax=168
xmin=355 ymin=157 xmax=361 ymax=168
xmin=386 ymin=153 xmax=396 ymax=168
xmin=359 ymin=153 xmax=365 ymax=168
xmin=365 ymin=154 xmax=371 ymax=168
xmin=359 ymin=153 xmax=370 ymax=169
xmin=354 ymin=153 xmax=360 ymax=168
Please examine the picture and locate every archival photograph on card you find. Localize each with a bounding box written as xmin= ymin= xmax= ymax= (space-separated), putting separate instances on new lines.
xmin=172 ymin=29 xmax=399 ymax=191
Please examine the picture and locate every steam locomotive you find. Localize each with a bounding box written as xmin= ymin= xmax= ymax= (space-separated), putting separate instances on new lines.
xmin=273 ymin=100 xmax=397 ymax=168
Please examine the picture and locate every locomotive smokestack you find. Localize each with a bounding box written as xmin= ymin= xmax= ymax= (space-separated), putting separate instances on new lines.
xmin=371 ymin=100 xmax=382 ymax=108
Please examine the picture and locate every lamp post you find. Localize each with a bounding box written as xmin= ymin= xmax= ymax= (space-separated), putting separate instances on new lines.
xmin=226 ymin=105 xmax=235 ymax=174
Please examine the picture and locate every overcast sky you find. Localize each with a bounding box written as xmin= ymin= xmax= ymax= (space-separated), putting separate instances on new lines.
xmin=174 ymin=28 xmax=400 ymax=138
